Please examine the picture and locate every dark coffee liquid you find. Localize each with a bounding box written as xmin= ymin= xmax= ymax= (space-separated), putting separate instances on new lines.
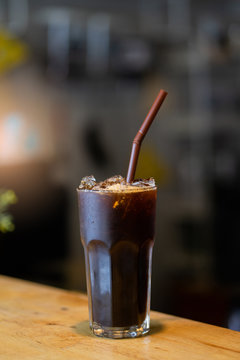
xmin=78 ymin=187 xmax=156 ymax=328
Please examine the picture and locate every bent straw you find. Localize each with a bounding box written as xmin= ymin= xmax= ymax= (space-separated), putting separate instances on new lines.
xmin=126 ymin=89 xmax=168 ymax=183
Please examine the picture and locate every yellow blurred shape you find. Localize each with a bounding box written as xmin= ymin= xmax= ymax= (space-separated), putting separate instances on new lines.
xmin=113 ymin=201 xmax=119 ymax=208
xmin=0 ymin=214 xmax=15 ymax=233
xmin=135 ymin=145 xmax=170 ymax=185
xmin=0 ymin=29 xmax=29 ymax=75
xmin=0 ymin=190 xmax=18 ymax=207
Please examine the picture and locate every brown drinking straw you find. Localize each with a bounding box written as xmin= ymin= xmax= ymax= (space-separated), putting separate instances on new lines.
xmin=126 ymin=89 xmax=168 ymax=183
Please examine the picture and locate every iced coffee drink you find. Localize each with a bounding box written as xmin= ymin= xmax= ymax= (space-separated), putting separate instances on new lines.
xmin=77 ymin=175 xmax=157 ymax=338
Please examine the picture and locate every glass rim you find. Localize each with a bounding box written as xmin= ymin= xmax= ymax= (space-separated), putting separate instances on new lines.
xmin=76 ymin=185 xmax=157 ymax=193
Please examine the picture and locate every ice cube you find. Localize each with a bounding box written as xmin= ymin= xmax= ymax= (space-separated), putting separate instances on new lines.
xmin=106 ymin=175 xmax=124 ymax=184
xmin=145 ymin=177 xmax=156 ymax=187
xmin=79 ymin=175 xmax=96 ymax=190
xmin=98 ymin=175 xmax=125 ymax=189
xmin=132 ymin=177 xmax=155 ymax=187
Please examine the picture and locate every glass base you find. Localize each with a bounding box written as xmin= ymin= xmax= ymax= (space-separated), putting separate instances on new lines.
xmin=90 ymin=319 xmax=150 ymax=339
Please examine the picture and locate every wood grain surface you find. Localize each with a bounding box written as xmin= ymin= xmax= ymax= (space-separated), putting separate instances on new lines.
xmin=0 ymin=275 xmax=240 ymax=360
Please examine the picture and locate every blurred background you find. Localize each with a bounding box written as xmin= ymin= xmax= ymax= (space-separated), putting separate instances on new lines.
xmin=0 ymin=0 xmax=240 ymax=331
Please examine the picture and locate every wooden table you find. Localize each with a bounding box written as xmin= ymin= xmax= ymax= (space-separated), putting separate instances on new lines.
xmin=0 ymin=275 xmax=240 ymax=360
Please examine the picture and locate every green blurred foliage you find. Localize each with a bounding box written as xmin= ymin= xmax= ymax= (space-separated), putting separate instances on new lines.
xmin=0 ymin=190 xmax=18 ymax=233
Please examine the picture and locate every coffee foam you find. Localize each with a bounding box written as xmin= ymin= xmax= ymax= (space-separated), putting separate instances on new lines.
xmin=96 ymin=183 xmax=154 ymax=193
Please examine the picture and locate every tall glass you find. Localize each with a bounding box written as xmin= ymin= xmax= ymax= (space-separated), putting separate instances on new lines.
xmin=77 ymin=184 xmax=157 ymax=338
